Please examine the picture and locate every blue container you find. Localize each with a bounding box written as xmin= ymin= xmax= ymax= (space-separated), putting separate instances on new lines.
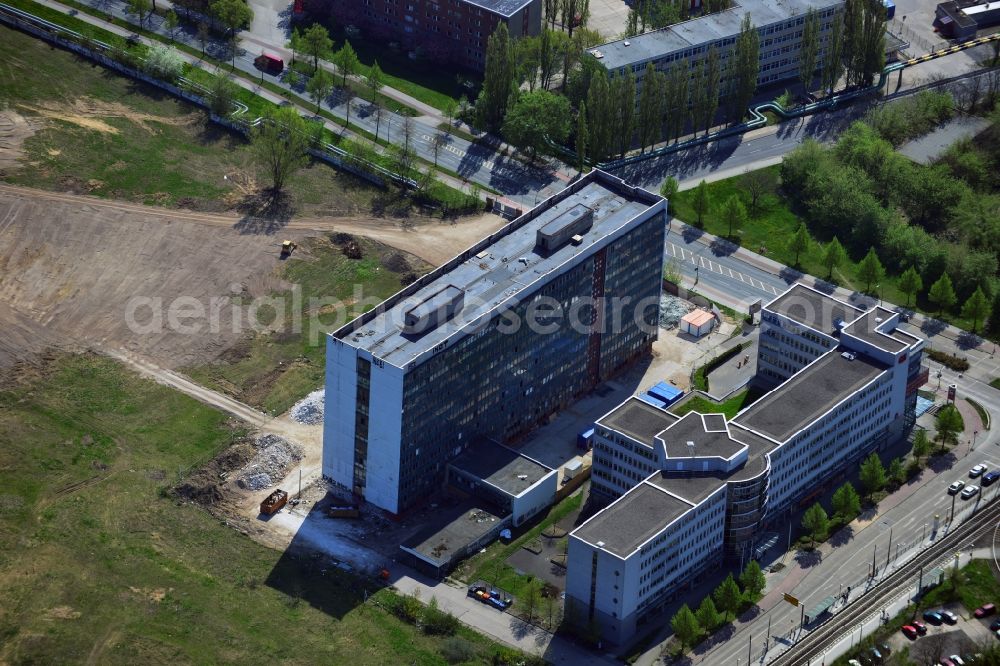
xmin=577 ymin=427 xmax=595 ymax=450
xmin=638 ymin=393 xmax=667 ymax=408
xmin=648 ymin=381 xmax=684 ymax=406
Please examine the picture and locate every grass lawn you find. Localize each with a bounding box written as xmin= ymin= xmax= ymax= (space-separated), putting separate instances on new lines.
xmin=0 ymin=25 xmax=382 ymax=214
xmin=921 ymin=560 xmax=1000 ymax=615
xmin=0 ymin=354 xmax=530 ymax=664
xmin=670 ymin=166 xmax=983 ymax=332
xmin=185 ymin=236 xmax=425 ymax=414
xmin=670 ymin=387 xmax=762 ymax=420
xmin=453 ymin=490 xmax=584 ymax=631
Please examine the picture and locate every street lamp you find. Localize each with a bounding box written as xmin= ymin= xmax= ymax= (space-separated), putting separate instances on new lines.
xmin=972 ymin=430 xmax=979 ymax=451
xmin=695 ymin=265 xmax=700 ymax=285
xmin=882 ymin=520 xmax=893 ymax=570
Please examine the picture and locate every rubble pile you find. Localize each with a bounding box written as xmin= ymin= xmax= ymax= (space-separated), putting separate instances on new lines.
xmin=659 ymin=294 xmax=695 ymax=329
xmin=236 ymin=434 xmax=304 ymax=491
xmin=290 ymin=389 xmax=324 ymax=425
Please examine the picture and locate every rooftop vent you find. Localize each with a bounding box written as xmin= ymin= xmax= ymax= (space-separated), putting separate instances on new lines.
xmin=687 ymin=440 xmax=695 ymax=456
xmin=476 ymin=250 xmax=489 ymax=259
xmin=596 ymin=541 xmax=605 ymax=548
xmin=571 ymin=234 xmax=584 ymax=245
xmin=841 ymin=351 xmax=856 ymax=361
xmin=537 ymin=204 xmax=594 ymax=253
xmin=402 ymin=285 xmax=465 ymax=334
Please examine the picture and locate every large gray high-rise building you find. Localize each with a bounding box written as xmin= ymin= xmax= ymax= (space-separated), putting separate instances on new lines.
xmin=323 ymin=171 xmax=667 ymax=515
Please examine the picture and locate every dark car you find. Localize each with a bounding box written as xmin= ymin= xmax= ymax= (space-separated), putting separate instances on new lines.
xmin=924 ymin=610 xmax=944 ymax=624
xmin=942 ymin=609 xmax=959 ymax=624
xmin=990 ymin=618 xmax=1000 ymax=631
xmin=983 ymin=470 xmax=1000 ymax=486
xmin=913 ymin=620 xmax=928 ymax=634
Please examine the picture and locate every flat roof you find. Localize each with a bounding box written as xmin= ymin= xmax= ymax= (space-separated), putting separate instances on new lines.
xmin=766 ymin=284 xmax=863 ymax=335
xmin=682 ymin=309 xmax=715 ymax=327
xmin=647 ymin=473 xmax=727 ymax=505
xmin=401 ymin=500 xmax=506 ymax=567
xmin=591 ymin=0 xmax=843 ymax=71
xmin=461 ymin=0 xmax=534 ymax=17
xmin=450 ymin=442 xmax=552 ymax=496
xmin=735 ymin=348 xmax=887 ymax=441
xmin=598 ymin=396 xmax=678 ymax=446
xmin=573 ymin=483 xmax=693 ymax=558
xmin=658 ymin=412 xmax=745 ymax=460
xmin=334 ymin=171 xmax=662 ymax=368
xmin=842 ymin=308 xmax=909 ymax=352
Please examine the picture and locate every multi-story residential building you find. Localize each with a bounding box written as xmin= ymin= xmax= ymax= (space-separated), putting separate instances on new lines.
xmin=323 ymin=170 xmax=667 ymax=516
xmin=566 ymin=284 xmax=926 ymax=644
xmin=328 ymin=0 xmax=541 ymax=70
xmin=589 ymin=0 xmax=843 ymax=98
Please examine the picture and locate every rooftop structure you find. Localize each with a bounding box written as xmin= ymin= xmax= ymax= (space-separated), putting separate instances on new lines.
xmin=597 ymin=396 xmax=678 ymax=447
xmin=842 ymin=307 xmax=912 ymax=353
xmin=765 ymin=283 xmax=862 ymax=335
xmin=450 ymin=441 xmax=553 ymax=497
xmin=336 ymin=178 xmax=658 ymax=369
xmin=659 ymin=412 xmax=745 ymax=462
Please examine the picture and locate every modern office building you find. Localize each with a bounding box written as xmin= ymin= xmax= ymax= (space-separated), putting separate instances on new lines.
xmin=566 ymin=284 xmax=926 ymax=644
xmin=327 ymin=0 xmax=541 ymax=70
xmin=323 ymin=170 xmax=667 ymax=516
xmin=589 ymin=0 xmax=843 ymax=97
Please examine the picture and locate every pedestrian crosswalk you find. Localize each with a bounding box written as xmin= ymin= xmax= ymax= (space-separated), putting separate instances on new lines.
xmin=666 ymin=240 xmax=782 ymax=295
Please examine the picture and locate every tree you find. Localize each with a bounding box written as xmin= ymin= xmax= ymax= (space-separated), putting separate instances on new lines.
xmin=844 ymin=0 xmax=885 ymax=88
xmin=164 ymin=9 xmax=179 ymax=41
xmin=695 ymin=597 xmax=721 ymax=632
xmin=935 ymin=405 xmax=963 ymax=451
xmin=144 ymin=44 xmax=185 ymax=82
xmin=207 ymin=74 xmax=238 ymax=116
xmin=127 ymin=0 xmax=152 ymax=30
xmin=821 ymin=13 xmax=845 ymax=93
xmin=802 ymin=502 xmax=829 ymax=546
xmin=306 ymin=69 xmax=334 ymax=112
xmin=372 ymin=102 xmax=384 ymax=142
xmin=988 ymin=291 xmax=1000 ymax=337
xmin=859 ymin=452 xmax=887 ymax=495
xmin=728 ymin=15 xmax=760 ymax=124
xmin=477 ymin=24 xmax=516 ymax=131
xmin=286 ymin=27 xmax=303 ymax=65
xmin=575 ymin=102 xmax=588 ymax=174
xmin=342 ymin=84 xmax=355 ymax=128
xmin=822 ymin=236 xmax=848 ymax=280
xmin=366 ymin=60 xmax=384 ymax=103
xmin=692 ymin=180 xmax=710 ymax=228
xmin=704 ymin=45 xmax=721 ymax=133
xmin=691 ymin=60 xmax=708 ymax=138
xmin=431 ymin=132 xmax=447 ymax=167
xmin=831 ymin=482 xmax=861 ymax=521
xmin=742 ymin=168 xmax=776 ymax=216
xmin=899 ymin=266 xmax=923 ymax=307
xmin=928 ymin=273 xmax=957 ymax=315
xmin=501 ymin=90 xmax=571 ymax=160
xmin=212 ymin=0 xmax=253 ymax=43
xmin=197 ymin=21 xmax=210 ymax=56
xmin=788 ymin=224 xmax=811 ymax=267
xmin=250 ymin=106 xmax=311 ymax=193
xmin=857 ymin=248 xmax=885 ymax=294
xmin=519 ymin=578 xmax=543 ymax=623
xmin=664 ymin=64 xmax=688 ymax=143
xmin=586 ymin=69 xmax=613 ymax=162
xmin=740 ymin=560 xmax=766 ymax=598
xmin=798 ymin=8 xmax=820 ymax=95
xmin=443 ymin=99 xmax=458 ymax=135
xmin=962 ymin=286 xmax=990 ymax=333
xmin=671 ymin=604 xmax=701 ymax=651
xmin=334 ymin=42 xmax=360 ymax=88
xmin=713 ymin=573 xmax=742 ymax=621
xmin=888 ymin=457 xmax=905 ymax=487
xmin=538 ymin=29 xmax=560 ymax=90
xmin=660 ymin=176 xmax=679 ymax=200
xmin=613 ymin=70 xmax=636 ymax=157
xmin=637 ymin=64 xmax=664 ymax=153
xmin=720 ymin=195 xmax=747 ymax=240
xmin=912 ymin=428 xmax=931 ymax=463
xmin=302 ymin=23 xmax=333 ymax=73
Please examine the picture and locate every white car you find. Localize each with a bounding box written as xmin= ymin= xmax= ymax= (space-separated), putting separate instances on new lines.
xmin=962 ymin=485 xmax=980 ymax=500
xmin=950 ymin=656 xmax=966 ymax=666
xmin=970 ymin=464 xmax=988 ymax=478
xmin=949 ymin=480 xmax=966 ymax=495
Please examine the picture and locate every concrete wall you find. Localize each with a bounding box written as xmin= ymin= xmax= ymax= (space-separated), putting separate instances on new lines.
xmin=324 ymin=336 xmax=359 ymax=493
xmin=511 ymin=469 xmax=558 ymax=527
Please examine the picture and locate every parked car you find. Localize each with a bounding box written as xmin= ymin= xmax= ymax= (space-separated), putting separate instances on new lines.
xmin=990 ymin=618 xmax=1000 ymax=630
xmin=848 ymin=660 xmax=863 ymax=666
xmin=942 ymin=609 xmax=959 ymax=624
xmin=942 ymin=658 xmax=957 ymax=666
xmin=913 ymin=620 xmax=928 ymax=634
xmin=962 ymin=485 xmax=980 ymax=499
xmin=983 ymin=470 xmax=1000 ymax=486
xmin=949 ymin=481 xmax=966 ymax=495
xmin=870 ymin=646 xmax=883 ymax=662
xmin=880 ymin=643 xmax=892 ymax=656
xmin=970 ymin=464 xmax=988 ymax=478
xmin=975 ymin=603 xmax=996 ymax=618
xmin=951 ymin=655 xmax=967 ymax=665
xmin=902 ymin=625 xmax=919 ymax=639
xmin=924 ymin=610 xmax=944 ymax=624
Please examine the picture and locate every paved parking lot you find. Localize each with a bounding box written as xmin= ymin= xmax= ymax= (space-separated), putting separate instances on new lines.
xmin=886 ymin=602 xmax=994 ymax=663
xmin=586 ymin=0 xmax=629 ymax=41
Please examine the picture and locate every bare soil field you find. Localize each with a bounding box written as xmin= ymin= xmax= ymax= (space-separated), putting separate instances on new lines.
xmin=0 ymin=184 xmax=504 ymax=370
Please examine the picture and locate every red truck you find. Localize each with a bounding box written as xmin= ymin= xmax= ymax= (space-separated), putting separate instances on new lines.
xmin=253 ymin=53 xmax=284 ymax=76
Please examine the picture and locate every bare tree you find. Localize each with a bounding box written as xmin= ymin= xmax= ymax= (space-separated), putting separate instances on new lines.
xmin=431 ymin=132 xmax=447 ymax=167
xmin=741 ymin=168 xmax=777 ymax=216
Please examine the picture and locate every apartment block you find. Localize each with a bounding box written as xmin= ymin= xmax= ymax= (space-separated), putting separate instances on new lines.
xmin=328 ymin=0 xmax=541 ymax=70
xmin=566 ymin=284 xmax=925 ymax=644
xmin=323 ymin=170 xmax=666 ymax=516
xmin=590 ymin=0 xmax=843 ymax=97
